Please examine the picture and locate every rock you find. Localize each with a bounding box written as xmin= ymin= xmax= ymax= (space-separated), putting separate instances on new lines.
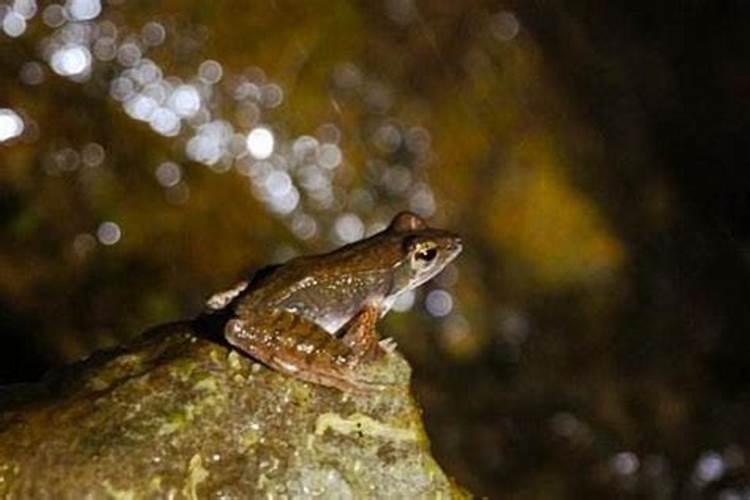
xmin=0 ymin=319 xmax=467 ymax=498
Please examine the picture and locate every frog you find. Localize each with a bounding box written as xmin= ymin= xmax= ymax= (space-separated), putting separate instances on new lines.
xmin=213 ymin=211 xmax=462 ymax=392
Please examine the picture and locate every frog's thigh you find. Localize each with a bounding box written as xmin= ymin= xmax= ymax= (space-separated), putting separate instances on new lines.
xmin=339 ymin=305 xmax=383 ymax=361
xmin=225 ymin=310 xmax=379 ymax=392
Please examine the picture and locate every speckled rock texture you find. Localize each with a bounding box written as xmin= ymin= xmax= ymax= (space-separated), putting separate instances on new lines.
xmin=0 ymin=319 xmax=467 ymax=499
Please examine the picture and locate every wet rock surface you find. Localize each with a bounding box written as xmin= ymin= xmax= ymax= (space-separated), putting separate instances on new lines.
xmin=0 ymin=320 xmax=466 ymax=499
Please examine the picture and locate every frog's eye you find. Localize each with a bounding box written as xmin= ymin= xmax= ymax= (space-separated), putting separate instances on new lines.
xmin=412 ymin=241 xmax=438 ymax=266
xmin=415 ymin=247 xmax=437 ymax=262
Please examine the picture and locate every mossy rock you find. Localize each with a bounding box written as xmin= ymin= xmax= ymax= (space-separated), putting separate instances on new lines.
xmin=0 ymin=319 xmax=468 ymax=498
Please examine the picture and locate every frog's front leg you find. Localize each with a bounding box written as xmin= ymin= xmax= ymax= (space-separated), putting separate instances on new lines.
xmin=225 ymin=309 xmax=383 ymax=392
xmin=339 ymin=305 xmax=387 ymax=362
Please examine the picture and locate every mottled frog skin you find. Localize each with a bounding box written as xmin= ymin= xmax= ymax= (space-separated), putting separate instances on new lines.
xmin=215 ymin=212 xmax=462 ymax=392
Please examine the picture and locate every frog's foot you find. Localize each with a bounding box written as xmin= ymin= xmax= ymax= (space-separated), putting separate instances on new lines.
xmin=225 ymin=312 xmax=385 ymax=393
xmin=271 ymin=351 xmax=387 ymax=394
xmin=205 ymin=280 xmax=249 ymax=311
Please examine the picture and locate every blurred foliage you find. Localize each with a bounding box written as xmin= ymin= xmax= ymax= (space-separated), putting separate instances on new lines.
xmin=2 ymin=0 xmax=750 ymax=498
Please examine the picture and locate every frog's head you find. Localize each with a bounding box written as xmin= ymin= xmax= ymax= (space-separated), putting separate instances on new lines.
xmin=389 ymin=211 xmax=463 ymax=294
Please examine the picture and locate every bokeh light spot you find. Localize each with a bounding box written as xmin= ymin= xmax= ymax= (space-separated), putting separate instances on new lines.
xmin=141 ymin=21 xmax=166 ymax=46
xmin=694 ymin=452 xmax=725 ymax=484
xmin=2 ymin=11 xmax=27 ymax=37
xmin=93 ymin=37 xmax=117 ymax=61
xmin=54 ymin=147 xmax=80 ymax=171
xmin=382 ymin=165 xmax=412 ymax=193
xmin=439 ymin=314 xmax=477 ymax=358
xmin=149 ymin=107 xmax=181 ymax=136
xmin=13 ymin=0 xmax=38 ymax=20
xmin=198 ymin=60 xmax=223 ymax=84
xmin=186 ymin=120 xmax=233 ymax=166
xmin=155 ymin=161 xmax=182 ymax=187
xmin=268 ymin=187 xmax=299 ymax=215
xmin=261 ymin=83 xmax=283 ymax=108
xmin=168 ymin=85 xmax=201 ymax=118
xmin=334 ymin=213 xmax=364 ymax=243
xmin=292 ymin=135 xmax=319 ymax=162
xmin=81 ymin=142 xmax=105 ymax=166
xmin=290 ymin=213 xmax=318 ymax=240
xmin=373 ymin=123 xmax=401 ymax=153
xmin=124 ymin=93 xmax=157 ymax=121
xmin=246 ymin=127 xmax=274 ymax=160
xmin=50 ymin=45 xmax=92 ymax=76
xmin=110 ymin=76 xmax=135 ymax=101
xmin=391 ymin=290 xmax=415 ymax=312
xmin=317 ymin=144 xmax=342 ymax=169
xmin=41 ymin=4 xmax=65 ymax=27
xmin=72 ymin=233 xmax=97 ymax=259
xmin=96 ymin=221 xmax=122 ymax=246
xmin=66 ymin=0 xmax=101 ymax=21
xmin=20 ymin=61 xmax=45 ymax=85
xmin=426 ymin=289 xmax=453 ymax=317
xmin=409 ymin=183 xmax=436 ymax=217
xmin=117 ymin=42 xmax=142 ymax=67
xmin=0 ymin=108 xmax=24 ymax=142
xmin=264 ymin=170 xmax=292 ymax=198
xmin=610 ymin=452 xmax=639 ymax=476
xmin=490 ymin=10 xmax=520 ymax=41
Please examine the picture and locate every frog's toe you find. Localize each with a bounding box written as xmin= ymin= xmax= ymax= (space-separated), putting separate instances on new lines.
xmin=378 ymin=337 xmax=398 ymax=353
xmin=314 ymin=366 xmax=388 ymax=393
xmin=339 ymin=374 xmax=388 ymax=393
xmin=206 ymin=280 xmax=249 ymax=311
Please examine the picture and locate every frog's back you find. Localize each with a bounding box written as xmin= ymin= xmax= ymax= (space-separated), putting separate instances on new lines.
xmin=237 ymin=249 xmax=394 ymax=334
xmin=238 ymin=258 xmax=316 ymax=306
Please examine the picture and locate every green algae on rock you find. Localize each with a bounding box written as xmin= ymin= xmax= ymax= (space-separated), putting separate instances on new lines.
xmin=0 ymin=322 xmax=468 ymax=498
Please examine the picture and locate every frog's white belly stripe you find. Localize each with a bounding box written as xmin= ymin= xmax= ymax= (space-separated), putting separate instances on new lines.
xmin=379 ymin=294 xmax=398 ymax=317
xmin=317 ymin=315 xmax=349 ymax=335
xmin=314 ymin=292 xmax=392 ymax=335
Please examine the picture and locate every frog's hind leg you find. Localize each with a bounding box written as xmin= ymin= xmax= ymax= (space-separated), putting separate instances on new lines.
xmin=225 ymin=309 xmax=383 ymax=392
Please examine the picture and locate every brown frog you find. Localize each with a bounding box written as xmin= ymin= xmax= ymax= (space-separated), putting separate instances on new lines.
xmin=211 ymin=212 xmax=462 ymax=392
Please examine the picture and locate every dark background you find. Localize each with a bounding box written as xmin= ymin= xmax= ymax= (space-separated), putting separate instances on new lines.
xmin=1 ymin=1 xmax=749 ymax=497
